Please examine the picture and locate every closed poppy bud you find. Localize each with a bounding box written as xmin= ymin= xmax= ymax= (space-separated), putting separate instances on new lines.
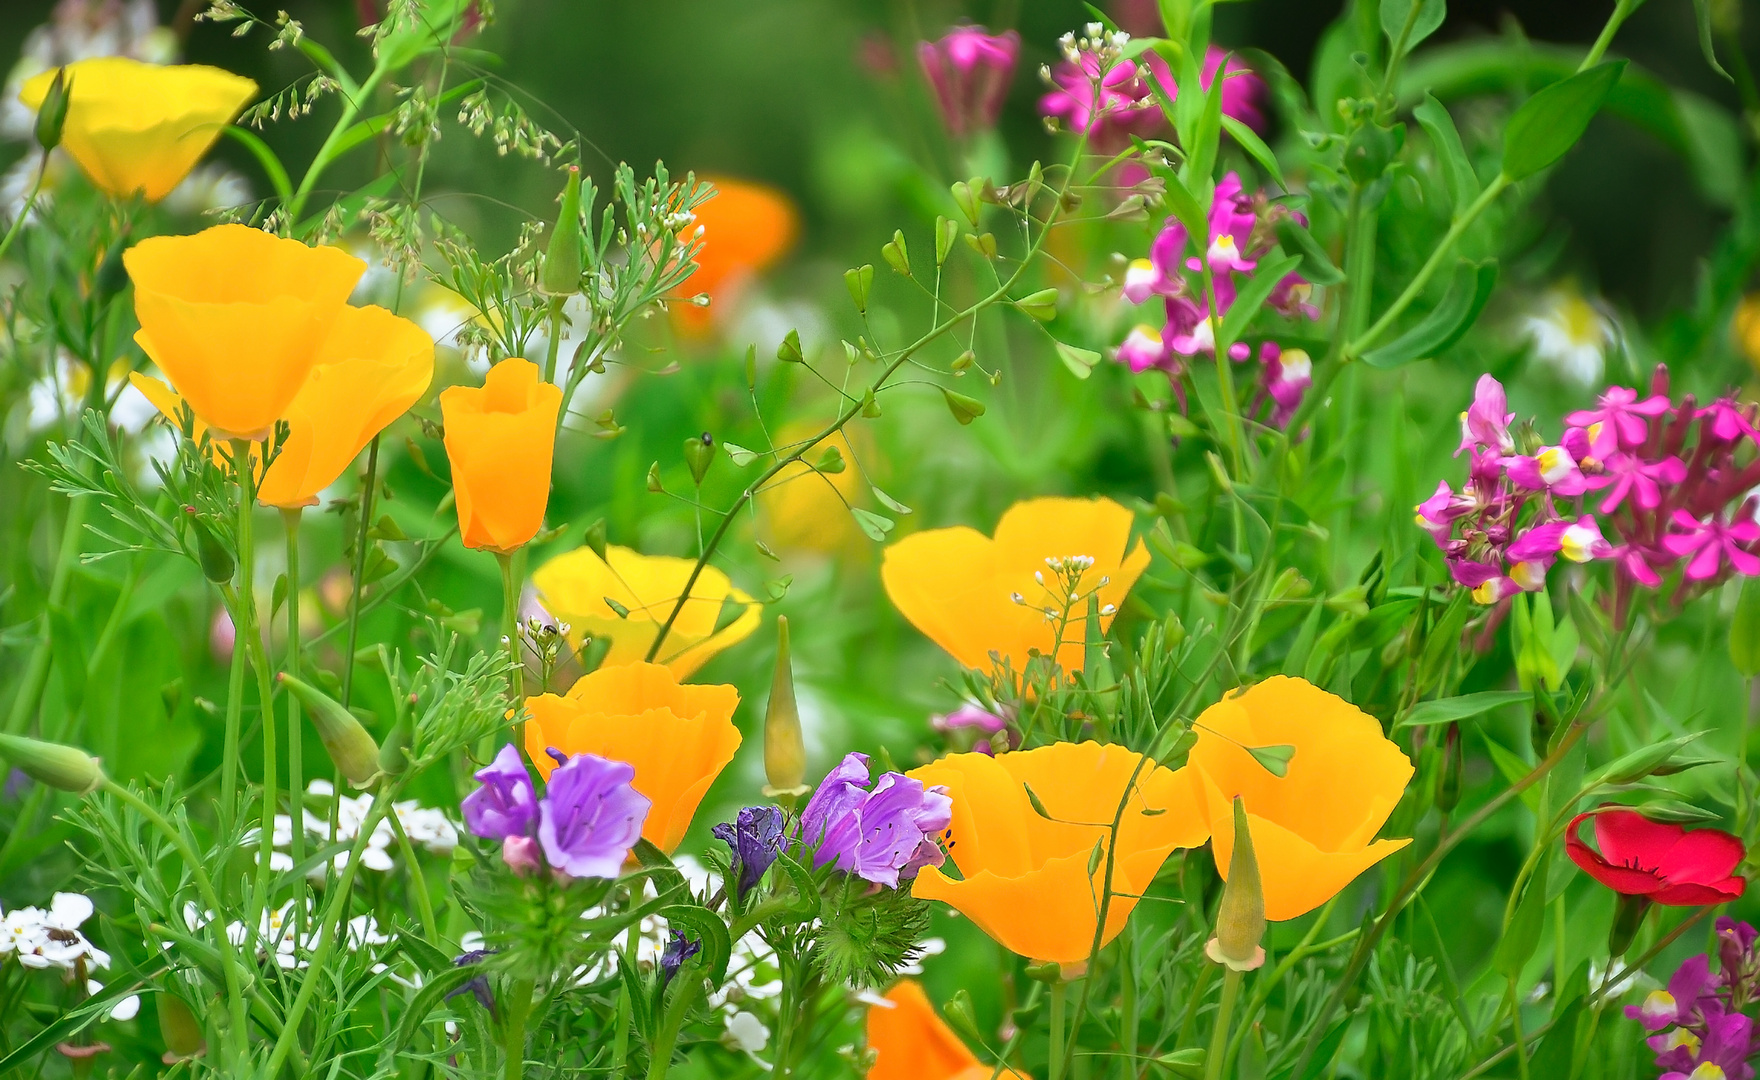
xmin=156 ymin=992 xmax=205 ymax=1062
xmin=378 ymin=712 xmax=412 ymax=776
xmin=278 ymin=673 xmax=382 ymax=787
xmin=439 ymin=358 xmax=562 ymax=554
xmin=0 ymin=733 xmax=104 ymax=795
xmin=762 ymin=616 xmax=808 ymax=800
xmin=18 ymin=58 xmax=257 ymax=202
xmin=33 ymin=68 xmax=70 ymax=153
xmin=184 ymin=506 xmax=234 ymax=584
xmin=1205 ymin=797 xmax=1267 ymax=971
xmin=540 ymin=165 xmax=584 ymax=297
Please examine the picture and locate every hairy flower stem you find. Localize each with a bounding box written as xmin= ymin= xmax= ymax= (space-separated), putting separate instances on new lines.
xmin=233 ymin=440 xmax=279 ymax=953
xmin=1048 ymin=978 xmax=1067 ymax=1080
xmin=502 ymin=975 xmax=535 ymax=1080
xmin=341 ymin=436 xmax=381 ymax=707
xmin=645 ymin=969 xmax=704 ymax=1080
xmin=1203 ymin=968 xmax=1243 ymax=1080
xmin=282 ymin=507 xmax=306 ymax=937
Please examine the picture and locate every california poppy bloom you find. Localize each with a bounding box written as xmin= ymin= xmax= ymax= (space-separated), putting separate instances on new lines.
xmin=19 ymin=57 xmax=258 ymax=202
xmin=131 ymin=304 xmax=433 ymax=508
xmin=867 ymin=980 xmax=1027 ymax=1080
xmin=523 ymin=661 xmax=741 ymax=853
xmin=909 ymin=741 xmax=1208 ymax=964
xmin=439 ymin=357 xmax=562 ymax=553
xmin=531 ymin=543 xmax=760 ymax=678
xmin=1566 ymin=808 xmax=1746 ymax=905
xmin=676 ymin=176 xmax=797 ymax=332
xmin=881 ymin=497 xmax=1148 ymax=676
xmin=1187 ymin=676 xmax=1414 ymax=921
xmin=125 ymin=224 xmax=366 ymax=442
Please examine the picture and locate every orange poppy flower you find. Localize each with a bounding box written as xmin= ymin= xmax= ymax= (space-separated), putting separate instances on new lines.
xmin=439 ymin=358 xmax=562 ymax=553
xmin=867 ymin=980 xmax=1028 ymax=1080
xmin=909 ymin=742 xmax=1208 ymax=964
xmin=881 ymin=497 xmax=1148 ymax=675
xmin=1187 ymin=676 xmax=1414 ymax=921
xmin=676 ymin=176 xmax=797 ymax=332
xmin=524 ymin=662 xmax=741 ymax=853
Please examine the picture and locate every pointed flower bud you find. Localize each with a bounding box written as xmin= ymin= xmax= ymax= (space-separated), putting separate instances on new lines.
xmin=184 ymin=506 xmax=234 ymax=585
xmin=0 ymin=733 xmax=103 ymax=795
xmin=33 ymin=67 xmax=70 ymax=153
xmin=1206 ymin=797 xmax=1267 ymax=971
xmin=762 ymin=616 xmax=809 ymax=800
xmin=278 ymin=673 xmax=382 ymax=787
xmin=540 ymin=165 xmax=584 ymax=296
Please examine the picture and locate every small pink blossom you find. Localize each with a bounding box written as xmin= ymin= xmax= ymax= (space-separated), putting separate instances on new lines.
xmin=917 ymin=27 xmax=1019 ymax=138
xmin=1457 ymin=374 xmax=1514 ymax=456
xmin=1566 ymin=385 xmax=1670 ymax=456
xmin=1662 ymin=510 xmax=1760 ymax=580
xmin=1587 ymin=453 xmax=1688 ymax=514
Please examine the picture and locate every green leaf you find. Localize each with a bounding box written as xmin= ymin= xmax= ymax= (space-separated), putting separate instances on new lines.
xmin=1219 ymin=253 xmax=1304 ymax=349
xmin=1527 ymin=961 xmax=1589 ymax=1077
xmin=393 ymin=965 xmax=478 ymax=1052
xmin=1220 ymin=115 xmax=1286 ymax=190
xmin=271 ymin=572 xmax=289 ymax=622
xmin=1412 ymin=92 xmax=1481 ymax=218
xmin=870 ymin=485 xmax=913 ymax=515
xmin=1594 ymin=733 xmax=1706 ymax=786
xmin=723 ymin=442 xmax=758 ymax=467
xmin=1273 ymin=218 xmax=1344 ymax=286
xmin=1501 ymin=61 xmax=1626 ymax=181
xmin=1056 ymin=341 xmax=1100 ymax=380
xmin=1636 ymin=799 xmax=1724 ymax=824
xmin=1360 ymin=258 xmax=1498 ymax=368
xmin=221 ymin=125 xmax=293 ymax=208
xmin=1247 ymin=743 xmax=1296 ymax=777
xmin=659 ymin=903 xmax=732 ymax=986
xmin=1692 ymin=0 xmax=1732 ymax=82
xmin=1380 ymin=0 xmax=1446 ymax=56
xmin=850 ymin=508 xmax=895 ymax=541
xmin=1183 ymin=48 xmax=1227 ymax=186
xmin=1731 ymin=577 xmax=1760 ymax=677
xmin=1494 ymin=852 xmax=1549 ymax=978
xmin=0 ymin=968 xmax=167 ymax=1072
xmin=1397 ymin=690 xmax=1532 ymax=729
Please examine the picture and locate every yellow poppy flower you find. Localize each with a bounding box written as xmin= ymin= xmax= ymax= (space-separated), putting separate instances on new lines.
xmin=524 ymin=661 xmax=741 ymax=853
xmin=909 ymin=742 xmax=1208 ymax=964
xmin=757 ymin=426 xmax=866 ymax=556
xmin=131 ymin=304 xmax=433 ymax=508
xmin=1187 ymin=676 xmax=1414 ymax=921
xmin=20 ymin=57 xmax=257 ymax=203
xmin=676 ymin=176 xmax=797 ymax=333
xmin=532 ymin=544 xmax=761 ymax=678
xmin=866 ymin=980 xmax=1029 ymax=1080
xmin=124 ymin=224 xmax=366 ymax=441
xmin=439 ymin=357 xmax=562 ymax=553
xmin=881 ymin=497 xmax=1148 ymax=675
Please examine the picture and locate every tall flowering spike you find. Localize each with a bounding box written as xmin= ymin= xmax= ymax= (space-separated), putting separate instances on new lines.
xmin=124 ymin=225 xmax=366 ymax=442
xmin=535 ymin=751 xmax=650 ymax=880
xmin=439 ymin=358 xmax=562 ymax=554
xmin=711 ymin=806 xmax=788 ymax=900
xmin=800 ymin=752 xmax=952 ymax=888
xmin=1565 ymin=808 xmax=1746 ymax=906
xmin=917 ymin=27 xmax=1019 ymax=138
xmin=881 ymin=496 xmax=1148 ymax=676
xmin=461 ymin=744 xmax=538 ymax=841
xmin=1187 ymin=677 xmax=1413 ymax=920
xmin=19 ymin=58 xmax=257 ymax=202
xmin=1206 ymin=797 xmax=1266 ymax=971
xmin=909 ymin=741 xmax=1209 ymax=963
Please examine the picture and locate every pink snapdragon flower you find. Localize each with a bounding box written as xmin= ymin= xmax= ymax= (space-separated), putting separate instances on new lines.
xmin=1587 ymin=452 xmax=1688 ymax=514
xmin=918 ymin=27 xmax=1019 ymax=138
xmin=1457 ymin=374 xmax=1515 ymax=456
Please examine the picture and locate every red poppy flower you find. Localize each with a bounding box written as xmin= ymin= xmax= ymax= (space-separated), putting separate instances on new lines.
xmin=1565 ymin=808 xmax=1746 ymax=906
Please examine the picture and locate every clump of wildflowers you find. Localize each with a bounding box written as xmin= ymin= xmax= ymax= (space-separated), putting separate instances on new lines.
xmin=463 ymin=743 xmax=650 ymax=880
xmin=800 ymin=752 xmax=952 ymax=889
xmin=1039 ymin=30 xmax=1265 ymax=153
xmin=1624 ymin=918 xmax=1760 ymax=1080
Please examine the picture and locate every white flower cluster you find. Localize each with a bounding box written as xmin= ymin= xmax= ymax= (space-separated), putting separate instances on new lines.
xmin=252 ymin=780 xmax=458 ymax=877
xmin=1 ymin=893 xmax=139 ymax=1021
xmin=185 ymin=899 xmax=393 ymax=974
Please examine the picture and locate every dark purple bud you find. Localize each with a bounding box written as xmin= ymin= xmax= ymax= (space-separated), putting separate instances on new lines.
xmin=448 ymin=949 xmax=498 ymax=1020
xmin=711 ymin=805 xmax=789 ymax=900
xmin=659 ymin=930 xmax=700 ymax=989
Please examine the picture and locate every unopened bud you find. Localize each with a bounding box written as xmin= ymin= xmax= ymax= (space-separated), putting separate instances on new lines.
xmin=33 ymin=67 xmax=70 ymax=153
xmin=776 ymin=329 xmax=804 ymax=365
xmin=941 ymin=990 xmax=983 ymax=1045
xmin=1206 ymin=797 xmax=1266 ymax=971
xmin=540 ymin=165 xmax=584 ymax=296
xmin=184 ymin=507 xmax=234 ymax=585
xmin=1015 ymin=287 xmax=1059 ymax=321
xmin=157 ymin=992 xmax=206 ymax=1062
xmin=278 ymin=673 xmax=382 ymax=787
xmin=378 ymin=713 xmax=412 ymax=776
xmin=761 ymin=616 xmax=808 ymax=801
xmin=942 ymin=387 xmax=986 ymax=426
xmin=0 ymin=733 xmax=103 ymax=795
xmin=1609 ymin=893 xmax=1651 ymax=959
xmin=502 ymin=835 xmax=542 ymax=876
xmin=1437 ymin=723 xmax=1463 ymax=813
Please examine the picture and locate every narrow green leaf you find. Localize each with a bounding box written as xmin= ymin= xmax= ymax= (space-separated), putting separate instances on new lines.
xmin=1637 ymin=799 xmax=1724 ymax=824
xmin=1731 ymin=576 xmax=1760 ymax=677
xmin=1397 ymin=690 xmax=1533 ymax=729
xmin=1501 ymin=61 xmax=1626 ymax=181
xmin=1023 ymin=781 xmax=1054 ymax=819
xmin=1360 ymin=258 xmax=1498 ymax=368
xmin=1184 ymin=49 xmax=1227 ymax=186
xmin=1692 ymin=0 xmax=1732 ymax=82
xmin=1273 ymin=218 xmax=1344 ymax=285
xmin=1219 ymin=253 xmax=1304 ymax=349
xmin=870 ymin=485 xmax=913 ymax=515
xmin=1412 ymin=92 xmax=1481 ymax=218
xmin=1379 ymin=0 xmax=1446 ymax=56
xmin=850 ymin=507 xmax=895 ymax=541
xmin=723 ymin=442 xmax=758 ymax=467
xmin=1494 ymin=854 xmax=1549 ymax=978
xmin=659 ymin=904 xmax=732 ymax=986
xmin=221 ymin=125 xmax=294 ymax=208
xmin=1220 ymin=115 xmax=1287 ymax=190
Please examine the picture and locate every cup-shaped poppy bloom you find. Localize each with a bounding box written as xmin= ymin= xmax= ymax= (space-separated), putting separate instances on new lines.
xmin=531 ymin=543 xmax=760 ymax=678
xmin=881 ymin=497 xmax=1149 ymax=675
xmin=20 ymin=58 xmax=257 ymax=202
xmin=125 ymin=224 xmax=366 ymax=441
xmin=440 ymin=357 xmax=562 ymax=553
xmin=523 ymin=661 xmax=741 ymax=853
xmin=1187 ymin=676 xmax=1414 ymax=921
xmin=131 ymin=304 xmax=433 ymax=508
xmin=908 ymin=741 xmax=1208 ymax=963
xmin=1566 ymin=808 xmax=1746 ymax=905
xmin=867 ymin=979 xmax=1028 ymax=1080
xmin=676 ymin=176 xmax=797 ymax=332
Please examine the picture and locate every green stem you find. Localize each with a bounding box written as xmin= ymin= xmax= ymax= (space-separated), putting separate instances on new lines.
xmin=219 ymin=583 xmax=247 ymax=832
xmin=341 ymin=436 xmax=381 ymax=707
xmin=645 ymin=971 xmax=704 ymax=1080
xmin=1580 ymin=0 xmax=1641 ymax=72
xmin=1048 ymin=979 xmax=1067 ymax=1080
xmin=0 ymin=151 xmax=48 ymax=266
xmin=1347 ymin=175 xmax=1509 ymax=359
xmin=285 ymin=58 xmax=393 ymax=225
xmin=502 ymin=975 xmax=534 ymax=1080
xmin=1204 ymin=968 xmax=1243 ymax=1080
xmin=233 ymin=440 xmax=278 ymax=952
xmin=1507 ymin=977 xmax=1532 ymax=1080
xmin=4 ymin=496 xmax=89 ymax=737
xmin=542 ymin=295 xmax=567 ymax=386
xmin=282 ymin=507 xmax=305 ymax=935
xmin=386 ymin=807 xmax=438 ymax=943
xmin=495 ymin=549 xmax=524 ymax=754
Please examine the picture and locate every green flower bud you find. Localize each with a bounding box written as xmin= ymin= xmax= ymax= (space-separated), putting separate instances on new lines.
xmin=1206 ymin=797 xmax=1267 ymax=971
xmin=157 ymin=992 xmax=206 ymax=1062
xmin=941 ymin=387 xmax=986 ymax=426
xmin=33 ymin=67 xmax=70 ymax=153
xmin=1014 ymin=287 xmax=1059 ymax=321
xmin=540 ymin=165 xmax=584 ymax=296
xmin=0 ymin=732 xmax=104 ymax=795
xmin=278 ymin=673 xmax=382 ymax=787
xmin=184 ymin=506 xmax=234 ymax=585
xmin=761 ymin=616 xmax=808 ymax=801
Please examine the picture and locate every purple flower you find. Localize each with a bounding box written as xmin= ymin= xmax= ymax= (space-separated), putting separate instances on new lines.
xmin=1457 ymin=374 xmax=1514 ymax=456
xmin=1629 ymin=954 xmax=1720 ymax=1032
xmin=917 ymin=27 xmax=1018 ymax=138
xmin=446 ymin=949 xmax=498 ymax=1020
xmin=501 ymin=835 xmax=541 ymax=876
xmin=1122 ymin=218 xmax=1189 ymax=304
xmin=1203 ymin=48 xmax=1267 ymax=133
xmin=1567 ymin=385 xmax=1671 ymax=457
xmin=1269 ymin=272 xmax=1320 ymax=320
xmin=1588 ymin=453 xmax=1688 ymax=514
xmin=712 ymin=805 xmax=789 ymax=900
xmin=1039 ymin=53 xmax=1168 ymax=153
xmin=658 ymin=930 xmax=700 ymax=988
xmin=931 ymin=703 xmax=1012 ymax=754
xmin=1259 ymin=343 xmax=1311 ymax=429
xmin=1613 ymin=544 xmax=1667 ymax=588
xmin=1718 ymin=917 xmax=1760 ymax=1007
xmin=800 ymin=752 xmax=953 ymax=889
xmin=1415 ymin=480 xmax=1472 ymax=542
xmin=1656 ymin=1001 xmax=1755 ymax=1080
xmin=462 ymin=744 xmax=538 ymax=841
xmin=1663 ymin=511 xmax=1760 ymax=581
xmin=1114 ymin=324 xmax=1169 ymax=373
xmin=535 ymin=752 xmax=650 ymax=880
xmin=1504 ymin=445 xmax=1590 ymax=496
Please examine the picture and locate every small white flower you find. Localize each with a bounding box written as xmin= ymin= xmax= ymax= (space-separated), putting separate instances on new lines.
xmin=724 ymin=1010 xmax=771 ymax=1053
xmin=87 ymin=979 xmax=141 ymax=1022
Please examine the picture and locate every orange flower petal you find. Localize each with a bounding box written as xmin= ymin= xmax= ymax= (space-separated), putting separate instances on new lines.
xmin=866 ymin=980 xmax=980 ymax=1080
xmin=439 ymin=358 xmax=561 ymax=553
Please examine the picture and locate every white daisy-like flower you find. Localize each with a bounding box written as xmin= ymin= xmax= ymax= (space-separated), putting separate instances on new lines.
xmin=1522 ymin=286 xmax=1617 ymax=386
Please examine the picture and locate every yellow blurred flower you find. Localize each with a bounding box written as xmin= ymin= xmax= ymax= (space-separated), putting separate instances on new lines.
xmin=866 ymin=980 xmax=1029 ymax=1080
xmin=676 ymin=176 xmax=798 ymax=333
xmin=124 ymin=224 xmax=366 ymax=441
xmin=1187 ymin=676 xmax=1414 ymax=921
xmin=524 ymin=661 xmax=741 ymax=853
xmin=131 ymin=304 xmax=433 ymax=508
xmin=1736 ymin=294 xmax=1760 ymax=371
xmin=20 ymin=57 xmax=256 ymax=202
xmin=881 ymin=497 xmax=1148 ymax=675
xmin=909 ymin=741 xmax=1208 ymax=964
xmin=757 ymin=426 xmax=866 ymax=556
xmin=440 ymin=357 xmax=561 ymax=553
xmin=532 ymin=544 xmax=761 ymax=678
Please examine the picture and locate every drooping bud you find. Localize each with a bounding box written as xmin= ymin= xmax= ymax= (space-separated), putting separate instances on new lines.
xmin=684 ymin=432 xmax=714 ymax=486
xmin=33 ymin=67 xmax=70 ymax=153
xmin=378 ymin=711 xmax=412 ymax=776
xmin=941 ymin=387 xmax=986 ymax=426
xmin=278 ymin=673 xmax=382 ymax=787
xmin=1609 ymin=893 xmax=1651 ymax=959
xmin=1206 ymin=797 xmax=1267 ymax=971
xmin=156 ymin=992 xmax=206 ymax=1062
xmin=941 ymin=989 xmax=984 ymax=1045
xmin=761 ymin=616 xmax=809 ymax=801
xmin=0 ymin=733 xmax=103 ymax=795
xmin=184 ymin=507 xmax=234 ymax=585
xmin=539 ymin=165 xmax=584 ymax=296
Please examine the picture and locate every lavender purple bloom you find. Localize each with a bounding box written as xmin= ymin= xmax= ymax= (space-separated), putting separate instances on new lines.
xmin=800 ymin=752 xmax=953 ymax=889
xmin=461 ymin=744 xmax=538 ymax=842
xmin=536 ymin=752 xmax=650 ymax=880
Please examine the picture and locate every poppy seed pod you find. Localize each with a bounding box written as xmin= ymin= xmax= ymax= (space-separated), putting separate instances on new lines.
xmin=762 ymin=616 xmax=808 ymax=799
xmin=278 ymin=673 xmax=382 ymax=787
xmin=33 ymin=67 xmax=69 ymax=153
xmin=1206 ymin=797 xmax=1267 ymax=971
xmin=0 ymin=733 xmax=104 ymax=795
xmin=156 ymin=992 xmax=205 ymax=1062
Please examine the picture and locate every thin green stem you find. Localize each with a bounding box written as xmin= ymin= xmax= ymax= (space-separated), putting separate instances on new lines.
xmin=1507 ymin=977 xmax=1532 ymax=1080
xmin=219 ymin=583 xmax=248 ymax=832
xmin=387 ymin=807 xmax=438 ymax=943
xmin=233 ymin=440 xmax=278 ymax=952
xmin=285 ymin=58 xmax=393 ymax=225
xmin=645 ymin=971 xmax=704 ymax=1080
xmin=502 ymin=975 xmax=535 ymax=1080
xmin=496 ymin=549 xmax=524 ymax=754
xmin=341 ymin=436 xmax=381 ymax=707
xmin=0 ymin=151 xmax=48 ymax=266
xmin=1204 ymin=968 xmax=1243 ymax=1080
xmin=282 ymin=507 xmax=305 ymax=937
xmin=1580 ymin=0 xmax=1641 ymax=72
xmin=5 ymin=496 xmax=89 ymax=737
xmin=1048 ymin=979 xmax=1067 ymax=1080
xmin=542 ymin=295 xmax=567 ymax=386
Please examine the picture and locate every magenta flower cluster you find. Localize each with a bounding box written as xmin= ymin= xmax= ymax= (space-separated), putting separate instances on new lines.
xmin=462 ymin=744 xmax=649 ymax=880
xmin=917 ymin=26 xmax=1019 ymax=138
xmin=1114 ymin=172 xmax=1319 ymax=428
xmin=1626 ymin=919 xmax=1760 ymax=1080
xmin=800 ymin=752 xmax=952 ymax=889
xmin=1421 ymin=369 xmax=1760 ymax=610
xmin=1039 ymin=45 xmax=1265 ymax=155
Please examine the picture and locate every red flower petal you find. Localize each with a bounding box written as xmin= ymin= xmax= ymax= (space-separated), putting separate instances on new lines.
xmin=1593 ymin=809 xmax=1682 ymax=869
xmin=1657 ymin=826 xmax=1746 ymax=887
xmin=1652 ymin=875 xmax=1747 ymax=907
xmin=1566 ymin=812 xmax=1664 ymax=897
